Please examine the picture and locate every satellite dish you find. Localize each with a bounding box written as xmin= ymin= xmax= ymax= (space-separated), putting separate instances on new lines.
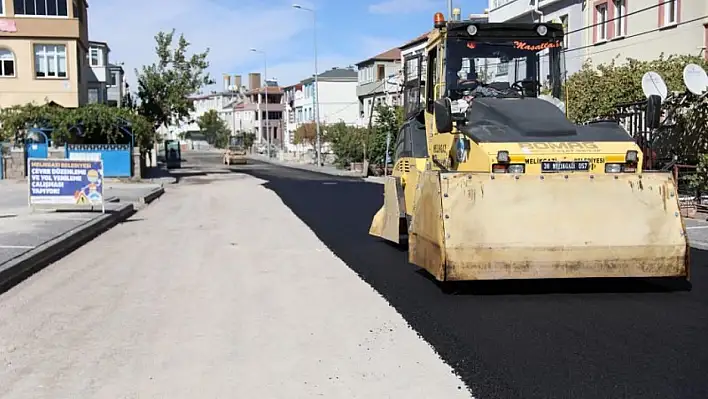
xmin=641 ymin=71 xmax=668 ymax=101
xmin=683 ymin=63 xmax=708 ymax=95
xmin=538 ymin=94 xmax=566 ymax=113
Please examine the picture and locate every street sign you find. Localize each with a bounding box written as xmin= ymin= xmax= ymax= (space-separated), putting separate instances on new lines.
xmin=27 ymin=158 xmax=105 ymax=212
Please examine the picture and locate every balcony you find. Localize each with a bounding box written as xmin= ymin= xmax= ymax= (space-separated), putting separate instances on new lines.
xmin=0 ymin=16 xmax=81 ymax=39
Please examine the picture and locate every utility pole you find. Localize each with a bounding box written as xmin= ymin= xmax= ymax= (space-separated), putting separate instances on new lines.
xmin=447 ymin=0 xmax=453 ymax=19
xmin=250 ymin=48 xmax=269 ymax=157
xmin=293 ymin=4 xmax=321 ymax=167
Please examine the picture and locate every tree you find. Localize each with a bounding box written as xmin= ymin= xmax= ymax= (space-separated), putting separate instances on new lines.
xmin=235 ymin=131 xmax=256 ymax=150
xmin=327 ymin=122 xmax=368 ymax=168
xmin=197 ymin=109 xmax=230 ymax=148
xmin=367 ymin=103 xmax=404 ymax=165
xmin=0 ymin=103 xmax=154 ymax=148
xmin=135 ymin=30 xmax=213 ymax=132
xmin=565 ymin=54 xmax=708 ymax=123
xmin=293 ymin=122 xmax=318 ymax=150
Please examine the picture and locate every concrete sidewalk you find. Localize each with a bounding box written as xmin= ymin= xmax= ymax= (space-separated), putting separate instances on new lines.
xmin=0 ymin=180 xmax=165 ymax=292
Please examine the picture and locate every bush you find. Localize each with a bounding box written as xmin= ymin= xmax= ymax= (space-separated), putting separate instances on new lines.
xmin=565 ymin=54 xmax=708 ymax=123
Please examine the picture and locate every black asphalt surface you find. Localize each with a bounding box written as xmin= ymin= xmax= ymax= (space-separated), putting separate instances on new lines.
xmin=206 ymin=155 xmax=708 ymax=399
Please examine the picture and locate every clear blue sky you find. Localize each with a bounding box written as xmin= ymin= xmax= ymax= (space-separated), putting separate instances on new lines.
xmin=89 ymin=0 xmax=489 ymax=88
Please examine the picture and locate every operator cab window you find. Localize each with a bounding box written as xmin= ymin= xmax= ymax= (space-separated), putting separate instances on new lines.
xmin=425 ymin=46 xmax=438 ymax=113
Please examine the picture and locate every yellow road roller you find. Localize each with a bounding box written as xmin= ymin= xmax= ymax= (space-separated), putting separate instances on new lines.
xmin=369 ymin=13 xmax=689 ymax=282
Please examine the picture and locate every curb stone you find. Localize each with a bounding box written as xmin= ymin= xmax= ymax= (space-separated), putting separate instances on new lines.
xmin=0 ymin=203 xmax=135 ymax=293
xmin=247 ymin=155 xmax=366 ymax=178
xmin=0 ymin=187 xmax=166 ymax=293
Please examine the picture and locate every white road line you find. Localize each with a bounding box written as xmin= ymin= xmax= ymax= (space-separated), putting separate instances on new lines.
xmin=0 ymin=245 xmax=35 ymax=249
xmin=686 ymin=225 xmax=708 ymax=230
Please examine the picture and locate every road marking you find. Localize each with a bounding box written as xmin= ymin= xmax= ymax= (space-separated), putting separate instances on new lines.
xmin=686 ymin=225 xmax=708 ymax=230
xmin=0 ymin=245 xmax=35 ymax=249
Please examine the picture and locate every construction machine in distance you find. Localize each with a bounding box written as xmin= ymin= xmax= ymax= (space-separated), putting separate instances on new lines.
xmin=223 ymin=136 xmax=248 ymax=165
xmin=369 ymin=12 xmax=690 ymax=284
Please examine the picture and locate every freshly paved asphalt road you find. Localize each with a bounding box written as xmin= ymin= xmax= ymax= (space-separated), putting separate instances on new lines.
xmin=1 ymin=151 xmax=705 ymax=398
xmin=0 ymin=157 xmax=470 ymax=399
xmin=221 ymin=155 xmax=707 ymax=399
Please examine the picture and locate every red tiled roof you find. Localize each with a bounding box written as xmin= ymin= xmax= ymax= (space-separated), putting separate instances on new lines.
xmin=356 ymin=47 xmax=402 ymax=66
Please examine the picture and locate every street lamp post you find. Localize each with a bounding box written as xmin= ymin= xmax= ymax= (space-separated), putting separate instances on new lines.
xmin=250 ymin=48 xmax=270 ymax=158
xmin=292 ymin=3 xmax=321 ymax=167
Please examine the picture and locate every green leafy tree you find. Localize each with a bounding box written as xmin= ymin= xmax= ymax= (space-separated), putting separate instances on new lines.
xmin=197 ymin=109 xmax=230 ymax=148
xmin=367 ymin=104 xmax=404 ymax=165
xmin=135 ymin=29 xmax=213 ymax=131
xmin=327 ymin=122 xmax=369 ymax=167
xmin=0 ymin=103 xmax=154 ymax=148
xmin=565 ymin=54 xmax=708 ymax=123
xmin=235 ymin=131 xmax=256 ymax=151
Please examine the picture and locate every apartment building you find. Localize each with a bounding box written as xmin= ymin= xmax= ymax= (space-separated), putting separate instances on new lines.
xmin=281 ymin=82 xmax=302 ymax=151
xmin=86 ymin=40 xmax=108 ymax=104
xmin=162 ymin=74 xmax=245 ymax=141
xmin=0 ymin=0 xmax=89 ymax=108
xmin=585 ymin=0 xmax=708 ymax=66
xmin=400 ymin=33 xmax=428 ymax=115
xmin=229 ymin=73 xmax=283 ymax=147
xmin=356 ymin=47 xmax=402 ymax=126
xmin=106 ymin=63 xmax=127 ymax=107
xmin=488 ymin=0 xmax=584 ymax=80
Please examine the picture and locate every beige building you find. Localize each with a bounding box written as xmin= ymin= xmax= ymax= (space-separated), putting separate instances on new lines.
xmin=0 ymin=0 xmax=89 ymax=109
xmin=584 ymin=0 xmax=707 ymax=67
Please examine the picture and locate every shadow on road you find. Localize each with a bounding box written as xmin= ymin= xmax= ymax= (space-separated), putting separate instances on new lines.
xmin=144 ymin=165 xmax=234 ymax=183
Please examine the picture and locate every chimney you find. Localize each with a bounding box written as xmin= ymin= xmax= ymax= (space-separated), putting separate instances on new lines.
xmin=233 ymin=74 xmax=242 ymax=90
xmin=249 ymin=73 xmax=261 ymax=91
xmin=223 ymin=74 xmax=231 ymax=91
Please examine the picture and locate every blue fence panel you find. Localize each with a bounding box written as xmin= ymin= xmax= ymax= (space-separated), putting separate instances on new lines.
xmin=66 ymin=144 xmax=133 ymax=177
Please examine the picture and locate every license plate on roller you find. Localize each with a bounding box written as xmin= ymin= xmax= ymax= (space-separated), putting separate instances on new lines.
xmin=541 ymin=161 xmax=590 ymax=172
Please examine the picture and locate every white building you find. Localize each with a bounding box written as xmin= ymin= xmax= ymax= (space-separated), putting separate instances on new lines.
xmin=162 ymin=74 xmax=245 ymax=142
xmin=86 ymin=41 xmax=110 ymax=105
xmin=488 ymin=0 xmax=708 ymax=80
xmin=281 ymin=82 xmax=303 ymax=152
xmin=487 ymin=0 xmax=584 ymax=82
xmin=399 ymin=33 xmax=428 ymax=115
xmin=355 ymin=48 xmax=402 ymax=126
xmin=583 ymin=0 xmax=707 ymax=67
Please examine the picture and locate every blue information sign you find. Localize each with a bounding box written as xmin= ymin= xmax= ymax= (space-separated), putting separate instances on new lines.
xmin=28 ymin=158 xmax=104 ymax=208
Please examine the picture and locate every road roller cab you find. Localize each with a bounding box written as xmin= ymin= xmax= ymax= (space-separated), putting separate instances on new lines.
xmin=369 ymin=12 xmax=689 ymax=283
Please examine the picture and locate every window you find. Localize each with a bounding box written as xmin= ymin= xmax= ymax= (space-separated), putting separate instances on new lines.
xmin=89 ymin=47 xmax=102 ymax=67
xmin=596 ymin=4 xmax=608 ymax=41
xmin=14 ymin=0 xmax=68 ymax=16
xmin=496 ymin=61 xmax=509 ymax=76
xmin=88 ymin=88 xmax=99 ymax=104
xmin=425 ymin=45 xmax=438 ymax=112
xmin=377 ymin=64 xmax=385 ymax=80
xmin=108 ymin=71 xmax=118 ymax=87
xmin=614 ymin=0 xmax=626 ymax=36
xmin=0 ymin=0 xmax=3 ymax=14
xmin=0 ymin=49 xmax=15 ymax=77
xmin=34 ymin=44 xmax=67 ymax=78
xmin=664 ymin=0 xmax=677 ymax=25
